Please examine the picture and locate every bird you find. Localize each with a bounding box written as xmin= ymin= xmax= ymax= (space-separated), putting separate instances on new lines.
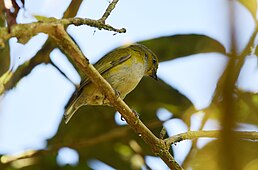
xmin=64 ymin=43 xmax=159 ymax=124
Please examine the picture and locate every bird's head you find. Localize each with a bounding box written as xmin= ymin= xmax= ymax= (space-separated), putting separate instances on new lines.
xmin=144 ymin=48 xmax=158 ymax=80
xmin=131 ymin=44 xmax=159 ymax=80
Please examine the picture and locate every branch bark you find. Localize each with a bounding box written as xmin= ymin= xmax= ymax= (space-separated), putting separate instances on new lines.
xmin=99 ymin=0 xmax=119 ymax=23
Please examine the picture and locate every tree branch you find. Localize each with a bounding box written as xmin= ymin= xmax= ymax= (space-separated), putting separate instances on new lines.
xmin=165 ymin=130 xmax=258 ymax=146
xmin=0 ymin=17 xmax=126 ymax=45
xmin=0 ymin=39 xmax=53 ymax=95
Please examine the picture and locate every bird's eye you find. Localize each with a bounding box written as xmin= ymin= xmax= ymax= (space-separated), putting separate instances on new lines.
xmin=145 ymin=53 xmax=148 ymax=60
xmin=153 ymin=59 xmax=156 ymax=64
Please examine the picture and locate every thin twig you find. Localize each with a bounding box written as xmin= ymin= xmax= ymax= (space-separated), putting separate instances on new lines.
xmin=99 ymin=0 xmax=119 ymax=23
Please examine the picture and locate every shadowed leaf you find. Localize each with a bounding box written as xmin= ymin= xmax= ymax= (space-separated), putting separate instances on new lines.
xmin=0 ymin=41 xmax=10 ymax=75
xmin=139 ymin=34 xmax=226 ymax=62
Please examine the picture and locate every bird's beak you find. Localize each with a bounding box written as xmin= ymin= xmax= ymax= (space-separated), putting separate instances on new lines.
xmin=150 ymin=69 xmax=158 ymax=80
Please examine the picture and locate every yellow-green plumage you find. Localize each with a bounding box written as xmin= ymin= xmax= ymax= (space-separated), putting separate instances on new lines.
xmin=64 ymin=44 xmax=158 ymax=123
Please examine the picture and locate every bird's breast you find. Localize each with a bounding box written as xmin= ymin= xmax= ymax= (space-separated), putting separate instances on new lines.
xmin=103 ymin=58 xmax=145 ymax=99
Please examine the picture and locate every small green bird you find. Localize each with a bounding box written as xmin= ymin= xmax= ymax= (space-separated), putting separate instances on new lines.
xmin=64 ymin=44 xmax=158 ymax=123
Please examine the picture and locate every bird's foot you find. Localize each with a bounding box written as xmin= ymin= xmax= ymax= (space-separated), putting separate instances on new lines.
xmin=120 ymin=109 xmax=139 ymax=121
xmin=132 ymin=109 xmax=140 ymax=118
xmin=114 ymin=89 xmax=120 ymax=98
xmin=120 ymin=115 xmax=125 ymax=121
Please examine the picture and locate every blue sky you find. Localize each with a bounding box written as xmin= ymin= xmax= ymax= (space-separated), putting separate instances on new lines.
xmin=0 ymin=0 xmax=257 ymax=168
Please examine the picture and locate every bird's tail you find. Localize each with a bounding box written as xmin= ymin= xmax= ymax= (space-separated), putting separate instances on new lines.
xmin=64 ymin=97 xmax=80 ymax=124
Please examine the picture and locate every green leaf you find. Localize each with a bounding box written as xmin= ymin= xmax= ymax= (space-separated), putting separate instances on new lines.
xmin=239 ymin=0 xmax=257 ymax=19
xmin=34 ymin=15 xmax=58 ymax=22
xmin=139 ymin=34 xmax=226 ymax=62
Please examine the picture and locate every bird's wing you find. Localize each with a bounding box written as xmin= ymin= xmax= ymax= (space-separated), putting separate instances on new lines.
xmin=95 ymin=54 xmax=131 ymax=75
xmin=79 ymin=53 xmax=131 ymax=90
xmin=65 ymin=54 xmax=131 ymax=109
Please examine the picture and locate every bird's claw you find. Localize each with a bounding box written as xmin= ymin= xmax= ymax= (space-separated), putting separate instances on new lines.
xmin=132 ymin=109 xmax=140 ymax=118
xmin=120 ymin=116 xmax=125 ymax=121
xmin=114 ymin=89 xmax=120 ymax=98
xmin=120 ymin=109 xmax=139 ymax=121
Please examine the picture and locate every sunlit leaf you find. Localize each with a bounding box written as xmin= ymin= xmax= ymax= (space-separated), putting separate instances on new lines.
xmin=235 ymin=90 xmax=258 ymax=125
xmin=34 ymin=15 xmax=57 ymax=22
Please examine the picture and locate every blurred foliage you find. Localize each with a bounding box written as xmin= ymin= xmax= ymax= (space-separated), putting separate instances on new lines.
xmin=186 ymin=140 xmax=258 ymax=170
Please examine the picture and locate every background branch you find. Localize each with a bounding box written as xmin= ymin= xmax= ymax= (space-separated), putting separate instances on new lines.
xmin=2 ymin=120 xmax=162 ymax=164
xmin=210 ymin=4 xmax=258 ymax=170
xmin=165 ymin=130 xmax=258 ymax=146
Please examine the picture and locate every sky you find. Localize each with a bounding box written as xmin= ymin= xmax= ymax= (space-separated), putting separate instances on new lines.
xmin=0 ymin=0 xmax=257 ymax=169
